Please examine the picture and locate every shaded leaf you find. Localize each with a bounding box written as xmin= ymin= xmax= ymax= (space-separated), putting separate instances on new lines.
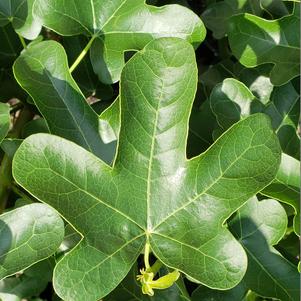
xmin=0 ymin=203 xmax=64 ymax=280
xmin=234 ymin=64 xmax=274 ymax=105
xmin=62 ymin=36 xmax=114 ymax=99
xmin=33 ymin=0 xmax=205 ymax=84
xmin=0 ymin=139 xmax=22 ymax=160
xmin=0 ymin=258 xmax=54 ymax=301
xmin=202 ymin=0 xmax=289 ymax=39
xmin=0 ymin=0 xmax=42 ymax=39
xmin=0 ymin=103 xmax=10 ymax=144
xmin=99 ymin=97 xmax=120 ymax=144
xmin=193 ymin=197 xmax=300 ymax=301
xmin=12 ymin=38 xmax=281 ymax=300
xmin=262 ymin=153 xmax=300 ymax=235
xmin=228 ymin=4 xmax=300 ymax=85
xmin=0 ymin=24 xmax=21 ymax=68
xmin=210 ymin=78 xmax=300 ymax=156
xmin=230 ymin=197 xmax=299 ymax=301
xmin=13 ymin=40 xmax=116 ymax=163
xmin=192 ymin=282 xmax=248 ymax=301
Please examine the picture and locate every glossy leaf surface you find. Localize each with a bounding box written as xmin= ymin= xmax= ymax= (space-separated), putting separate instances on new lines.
xmin=209 ymin=78 xmax=300 ymax=234
xmin=0 ymin=204 xmax=64 ymax=280
xmin=228 ymin=5 xmax=300 ymax=85
xmin=262 ymin=153 xmax=300 ymax=235
xmin=230 ymin=197 xmax=300 ymax=301
xmin=13 ymin=40 xmax=115 ymax=163
xmin=210 ymin=78 xmax=300 ymax=157
xmin=0 ymin=0 xmax=41 ymax=39
xmin=0 ymin=259 xmax=54 ymax=301
xmin=12 ymin=38 xmax=281 ymax=300
xmin=33 ymin=0 xmax=205 ymax=83
xmin=202 ymin=0 xmax=288 ymax=39
xmin=193 ymin=197 xmax=300 ymax=301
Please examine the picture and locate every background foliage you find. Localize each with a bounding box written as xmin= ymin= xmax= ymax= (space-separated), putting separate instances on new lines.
xmin=0 ymin=0 xmax=299 ymax=300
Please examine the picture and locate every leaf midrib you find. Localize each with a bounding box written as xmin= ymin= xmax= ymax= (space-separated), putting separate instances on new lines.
xmin=153 ymin=140 xmax=253 ymax=230
xmin=27 ymin=165 xmax=144 ymax=231
xmin=244 ymin=246 xmax=292 ymax=300
xmin=21 ymin=51 xmax=95 ymax=154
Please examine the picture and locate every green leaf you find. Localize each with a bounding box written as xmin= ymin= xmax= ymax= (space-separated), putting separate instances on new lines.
xmin=0 ymin=139 xmax=22 ymax=160
xmin=12 ymin=38 xmax=281 ymax=300
xmin=0 ymin=0 xmax=42 ymax=39
xmin=0 ymin=103 xmax=10 ymax=144
xmin=0 ymin=203 xmax=64 ymax=280
xmin=62 ymin=36 xmax=114 ymax=99
xmin=210 ymin=78 xmax=300 ymax=157
xmin=262 ymin=153 xmax=300 ymax=235
xmin=99 ymin=97 xmax=120 ymax=144
xmin=202 ymin=0 xmax=288 ymax=39
xmin=265 ymin=80 xmax=300 ymax=158
xmin=230 ymin=197 xmax=300 ymax=301
xmin=210 ymin=78 xmax=264 ymax=131
xmin=228 ymin=4 xmax=300 ymax=85
xmin=0 ymin=258 xmax=54 ymax=301
xmin=0 ymin=24 xmax=21 ymax=68
xmin=193 ymin=197 xmax=300 ymax=301
xmin=234 ymin=64 xmax=274 ymax=105
xmin=187 ymin=100 xmax=217 ymax=157
xmin=13 ymin=40 xmax=116 ymax=163
xmin=33 ymin=0 xmax=205 ymax=84
xmin=192 ymin=282 xmax=248 ymax=301
xmin=105 ymin=264 xmax=190 ymax=301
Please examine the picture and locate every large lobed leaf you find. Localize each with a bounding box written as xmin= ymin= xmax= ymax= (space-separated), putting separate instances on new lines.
xmin=0 ymin=204 xmax=64 ymax=280
xmin=12 ymin=38 xmax=281 ymax=300
xmin=33 ymin=0 xmax=205 ymax=84
xmin=209 ymin=78 xmax=300 ymax=235
xmin=192 ymin=197 xmax=300 ymax=301
xmin=228 ymin=4 xmax=300 ymax=86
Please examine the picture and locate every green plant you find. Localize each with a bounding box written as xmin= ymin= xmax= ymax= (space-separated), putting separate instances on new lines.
xmin=0 ymin=1 xmax=299 ymax=301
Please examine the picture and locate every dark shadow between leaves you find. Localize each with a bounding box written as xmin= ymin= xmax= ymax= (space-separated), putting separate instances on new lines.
xmin=229 ymin=216 xmax=300 ymax=300
xmin=0 ymin=219 xmax=12 ymax=266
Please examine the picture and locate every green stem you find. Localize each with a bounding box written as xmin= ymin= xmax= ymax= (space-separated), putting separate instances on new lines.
xmin=18 ymin=34 xmax=27 ymax=49
xmin=69 ymin=35 xmax=96 ymax=73
xmin=150 ymin=260 xmax=163 ymax=275
xmin=144 ymin=242 xmax=151 ymax=270
xmin=0 ymin=107 xmax=34 ymax=213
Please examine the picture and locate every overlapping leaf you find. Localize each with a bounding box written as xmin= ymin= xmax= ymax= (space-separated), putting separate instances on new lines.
xmin=228 ymin=4 xmax=300 ymax=85
xmin=12 ymin=38 xmax=281 ymax=301
xmin=0 ymin=258 xmax=54 ymax=301
xmin=0 ymin=203 xmax=64 ymax=280
xmin=33 ymin=0 xmax=205 ymax=84
xmin=0 ymin=103 xmax=10 ymax=144
xmin=192 ymin=197 xmax=300 ymax=301
xmin=0 ymin=0 xmax=41 ymax=39
xmin=13 ymin=40 xmax=115 ymax=163
xmin=210 ymin=78 xmax=300 ymax=156
xmin=202 ymin=0 xmax=288 ymax=39
xmin=209 ymin=78 xmax=300 ymax=234
xmin=262 ymin=153 xmax=300 ymax=235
